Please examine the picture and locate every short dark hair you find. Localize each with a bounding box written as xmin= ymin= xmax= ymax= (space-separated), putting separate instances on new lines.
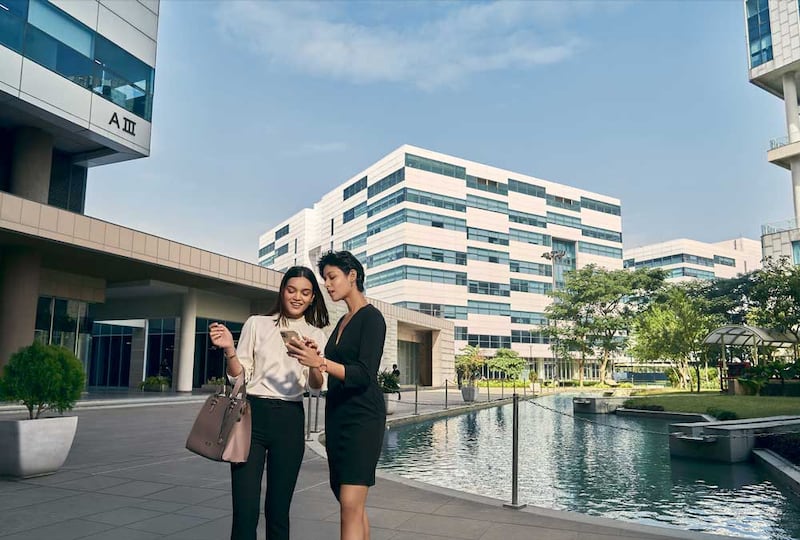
xmin=267 ymin=266 xmax=329 ymax=328
xmin=318 ymin=251 xmax=365 ymax=292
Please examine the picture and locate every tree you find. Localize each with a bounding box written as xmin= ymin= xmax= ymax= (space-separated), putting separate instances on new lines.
xmin=546 ymin=265 xmax=664 ymax=385
xmin=486 ymin=348 xmax=526 ymax=380
xmin=746 ymin=257 xmax=800 ymax=340
xmin=454 ymin=345 xmax=484 ymax=387
xmin=630 ymin=284 xmax=721 ymax=390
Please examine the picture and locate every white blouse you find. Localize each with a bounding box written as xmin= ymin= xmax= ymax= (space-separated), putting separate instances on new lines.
xmin=233 ymin=314 xmax=327 ymax=401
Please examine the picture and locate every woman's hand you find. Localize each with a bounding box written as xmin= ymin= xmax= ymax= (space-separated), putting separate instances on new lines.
xmin=209 ymin=323 xmax=234 ymax=351
xmin=286 ymin=338 xmax=322 ymax=368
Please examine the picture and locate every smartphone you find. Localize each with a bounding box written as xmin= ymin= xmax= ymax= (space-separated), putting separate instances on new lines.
xmin=280 ymin=330 xmax=302 ymax=347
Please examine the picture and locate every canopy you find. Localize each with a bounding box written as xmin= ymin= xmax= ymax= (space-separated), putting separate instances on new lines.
xmin=703 ymin=325 xmax=798 ymax=348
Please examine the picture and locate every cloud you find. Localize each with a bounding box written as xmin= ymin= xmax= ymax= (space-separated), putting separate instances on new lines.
xmin=215 ymin=1 xmax=599 ymax=90
xmin=283 ymin=141 xmax=349 ymax=157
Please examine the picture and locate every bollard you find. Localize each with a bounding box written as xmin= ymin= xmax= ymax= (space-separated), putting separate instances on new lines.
xmin=501 ymin=379 xmax=504 ymax=399
xmin=445 ymin=379 xmax=448 ymax=410
xmin=313 ymin=393 xmax=321 ymax=432
xmin=414 ymin=382 xmax=419 ymax=415
xmin=305 ymin=393 xmax=313 ymax=441
xmin=503 ymin=393 xmax=527 ymax=509
xmin=486 ymin=378 xmax=490 ymax=401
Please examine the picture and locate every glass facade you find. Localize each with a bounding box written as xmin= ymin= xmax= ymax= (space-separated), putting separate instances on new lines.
xmin=509 ymin=210 xmax=547 ymax=228
xmin=793 ymin=241 xmax=800 ymax=265
xmin=468 ymin=280 xmax=511 ymax=297
xmin=368 ymin=168 xmax=405 ymax=198
xmin=34 ymin=296 xmax=91 ymax=378
xmin=394 ymin=302 xmax=467 ymax=319
xmin=667 ymin=267 xmax=715 ymax=280
xmin=275 ymin=224 xmax=289 ymax=240
xmin=193 ymin=318 xmax=243 ymax=388
xmin=343 ymin=176 xmax=367 ymax=200
xmin=510 ymin=278 xmax=552 ymax=294
xmin=343 ymin=201 xmax=367 ymax=223
xmin=405 ymin=153 xmax=466 ymax=179
xmin=577 ymin=241 xmax=623 ymax=259
xmin=467 ymin=175 xmax=508 ymax=195
xmin=0 ymin=0 xmax=155 ymax=120
xmin=365 ymin=244 xmax=466 ymax=268
xmin=508 ymin=178 xmax=546 ymax=198
xmin=367 ymin=265 xmax=468 ymax=288
xmin=466 ymin=194 xmax=508 ymax=213
xmin=552 ymin=239 xmax=577 ymax=289
xmin=467 ymin=227 xmax=509 ymax=245
xmin=746 ymin=0 xmax=773 ymax=68
xmin=509 ymin=228 xmax=551 ymax=246
xmin=581 ymin=197 xmax=621 ymax=216
xmin=89 ymin=322 xmax=132 ymax=387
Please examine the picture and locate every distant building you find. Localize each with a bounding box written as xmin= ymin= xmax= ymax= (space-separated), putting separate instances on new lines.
xmin=624 ymin=237 xmax=762 ymax=282
xmin=745 ymin=0 xmax=800 ymax=262
xmin=258 ymin=144 xmax=623 ymax=381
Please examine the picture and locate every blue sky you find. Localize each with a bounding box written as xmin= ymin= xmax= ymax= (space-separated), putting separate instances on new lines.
xmin=86 ymin=0 xmax=789 ymax=263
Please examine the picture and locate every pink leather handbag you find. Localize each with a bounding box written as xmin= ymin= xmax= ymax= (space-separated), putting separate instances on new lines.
xmin=186 ymin=375 xmax=251 ymax=463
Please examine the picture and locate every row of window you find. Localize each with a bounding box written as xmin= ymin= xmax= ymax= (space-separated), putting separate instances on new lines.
xmin=713 ymin=255 xmax=736 ymax=267
xmin=746 ymin=0 xmax=772 ymax=68
xmin=395 ymin=302 xmax=467 ymax=319
xmin=626 ymin=252 xmax=715 ymax=269
xmin=466 ymin=193 xmax=508 ymax=214
xmin=510 ymin=278 xmax=552 ymax=294
xmin=343 ymin=176 xmax=367 ymax=200
xmin=667 ymin=267 xmax=715 ymax=280
xmin=509 ymin=209 xmax=547 ymax=228
xmin=367 ymin=168 xmax=405 ymax=198
xmin=343 ymin=201 xmax=367 ymax=223
xmin=510 ymin=311 xmax=548 ymax=325
xmin=547 ymin=211 xmax=582 ymax=229
xmin=367 ymin=208 xmax=467 ymax=238
xmin=546 ymin=194 xmax=580 ymax=212
xmin=258 ymin=242 xmax=275 ymax=258
xmin=511 ymin=330 xmax=550 ymax=344
xmin=467 ymin=246 xmax=509 ymax=264
xmin=466 ymin=334 xmax=511 ymax=349
xmin=367 ymin=187 xmax=465 ymax=218
xmin=343 ymin=231 xmax=367 ymax=250
xmin=364 ymin=244 xmax=466 ymax=268
xmin=467 ymin=227 xmax=509 ymax=246
xmin=577 ymin=241 xmax=623 ymax=259
xmin=467 ymin=175 xmax=508 ymax=195
xmin=468 ymin=300 xmax=511 ymax=316
xmin=405 ymin=153 xmax=466 ymax=179
xmin=581 ymin=224 xmax=622 ymax=243
xmin=509 ymin=260 xmax=552 ymax=277
xmin=275 ymin=224 xmax=289 ymax=240
xmin=509 ymin=178 xmax=546 ymax=198
xmin=509 ymin=228 xmax=551 ymax=246
xmin=468 ymin=280 xmax=510 ymax=297
xmin=0 ymin=0 xmax=155 ymax=120
xmin=367 ymin=265 xmax=468 ymax=288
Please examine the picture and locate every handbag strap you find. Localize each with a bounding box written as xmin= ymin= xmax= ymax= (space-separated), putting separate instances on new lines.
xmin=223 ymin=347 xmax=247 ymax=400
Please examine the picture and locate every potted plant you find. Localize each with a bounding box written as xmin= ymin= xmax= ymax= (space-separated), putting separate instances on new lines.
xmin=528 ymin=368 xmax=541 ymax=394
xmin=377 ymin=369 xmax=400 ymax=414
xmin=201 ymin=376 xmax=226 ymax=393
xmin=455 ymin=345 xmax=484 ymax=402
xmin=139 ymin=375 xmax=171 ymax=392
xmin=0 ymin=342 xmax=85 ymax=478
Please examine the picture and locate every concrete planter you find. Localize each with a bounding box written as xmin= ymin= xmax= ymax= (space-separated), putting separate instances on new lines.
xmin=141 ymin=383 xmax=169 ymax=392
xmin=384 ymin=393 xmax=396 ymax=415
xmin=461 ymin=385 xmax=477 ymax=402
xmin=0 ymin=416 xmax=78 ymax=478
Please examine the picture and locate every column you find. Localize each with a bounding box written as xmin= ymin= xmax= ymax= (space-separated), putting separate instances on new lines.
xmin=128 ymin=327 xmax=147 ymax=388
xmin=176 ymin=289 xmax=197 ymax=392
xmin=0 ymin=249 xmax=41 ymax=368
xmin=9 ymin=127 xmax=54 ymax=204
xmin=791 ymin=157 xmax=800 ymax=225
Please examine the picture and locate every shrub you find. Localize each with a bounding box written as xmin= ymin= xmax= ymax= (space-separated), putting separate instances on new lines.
xmin=139 ymin=375 xmax=171 ymax=390
xmin=622 ymin=399 xmax=664 ymax=411
xmin=706 ymin=407 xmax=738 ymax=421
xmin=0 ymin=342 xmax=85 ymax=419
xmin=206 ymin=376 xmax=226 ymax=386
xmin=758 ymin=434 xmax=800 ymax=466
xmin=377 ymin=369 xmax=400 ymax=393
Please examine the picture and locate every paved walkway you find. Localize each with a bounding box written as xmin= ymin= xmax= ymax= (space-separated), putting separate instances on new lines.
xmin=0 ymin=389 xmax=729 ymax=540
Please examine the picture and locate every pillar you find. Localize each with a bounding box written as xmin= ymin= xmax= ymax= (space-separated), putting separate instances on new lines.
xmin=0 ymin=248 xmax=42 ymax=367
xmin=9 ymin=127 xmax=53 ymax=204
xmin=176 ymin=289 xmax=197 ymax=392
xmin=128 ymin=327 xmax=146 ymax=388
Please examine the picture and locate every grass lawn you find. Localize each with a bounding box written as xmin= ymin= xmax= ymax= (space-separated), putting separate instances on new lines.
xmin=625 ymin=392 xmax=800 ymax=419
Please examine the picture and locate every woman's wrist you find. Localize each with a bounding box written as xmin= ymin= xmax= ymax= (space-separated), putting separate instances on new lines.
xmin=316 ymin=357 xmax=327 ymax=373
xmin=224 ymin=347 xmax=237 ymax=359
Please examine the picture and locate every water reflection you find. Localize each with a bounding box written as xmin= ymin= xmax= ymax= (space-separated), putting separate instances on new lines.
xmin=378 ymin=395 xmax=800 ymax=540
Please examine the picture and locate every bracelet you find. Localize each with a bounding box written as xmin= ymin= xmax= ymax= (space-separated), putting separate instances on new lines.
xmin=317 ymin=357 xmax=327 ymax=374
xmin=225 ymin=351 xmax=237 ymax=359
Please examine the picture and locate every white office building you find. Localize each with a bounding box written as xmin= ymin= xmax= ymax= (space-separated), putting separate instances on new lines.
xmin=0 ymin=1 xmax=452 ymax=391
xmin=746 ymin=0 xmax=800 ymax=262
xmin=624 ymin=237 xmax=762 ymax=282
xmin=258 ymin=145 xmax=623 ymax=380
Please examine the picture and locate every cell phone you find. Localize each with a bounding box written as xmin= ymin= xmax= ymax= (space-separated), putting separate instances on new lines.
xmin=280 ymin=330 xmax=302 ymax=347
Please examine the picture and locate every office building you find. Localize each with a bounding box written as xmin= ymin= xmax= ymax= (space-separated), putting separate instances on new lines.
xmin=0 ymin=0 xmax=451 ymax=390
xmin=624 ymin=237 xmax=762 ymax=281
xmin=746 ymin=0 xmax=800 ymax=262
xmin=258 ymin=145 xmax=623 ymax=381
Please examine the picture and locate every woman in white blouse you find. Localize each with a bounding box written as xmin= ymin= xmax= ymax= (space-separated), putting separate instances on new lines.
xmin=210 ymin=266 xmax=329 ymax=540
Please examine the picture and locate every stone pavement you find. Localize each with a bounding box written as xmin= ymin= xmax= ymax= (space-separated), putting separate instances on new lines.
xmin=0 ymin=390 xmax=729 ymax=540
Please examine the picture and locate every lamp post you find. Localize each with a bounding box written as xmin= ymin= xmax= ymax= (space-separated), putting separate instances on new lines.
xmin=541 ymin=249 xmax=567 ymax=385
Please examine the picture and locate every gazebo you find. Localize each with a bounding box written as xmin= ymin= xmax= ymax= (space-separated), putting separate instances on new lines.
xmin=702 ymin=325 xmax=798 ymax=392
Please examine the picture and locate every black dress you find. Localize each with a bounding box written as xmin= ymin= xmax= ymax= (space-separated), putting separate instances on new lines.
xmin=323 ymin=304 xmax=386 ymax=498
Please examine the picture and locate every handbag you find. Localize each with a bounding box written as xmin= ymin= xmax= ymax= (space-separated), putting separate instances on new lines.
xmin=186 ymin=373 xmax=251 ymax=463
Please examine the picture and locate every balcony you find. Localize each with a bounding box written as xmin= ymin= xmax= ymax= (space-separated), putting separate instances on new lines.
xmin=767 ymin=136 xmax=800 ymax=170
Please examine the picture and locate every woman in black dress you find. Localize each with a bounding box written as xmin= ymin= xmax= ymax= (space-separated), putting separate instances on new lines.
xmin=290 ymin=250 xmax=386 ymax=540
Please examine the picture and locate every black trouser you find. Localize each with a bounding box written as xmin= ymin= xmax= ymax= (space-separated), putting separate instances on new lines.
xmin=230 ymin=397 xmax=305 ymax=540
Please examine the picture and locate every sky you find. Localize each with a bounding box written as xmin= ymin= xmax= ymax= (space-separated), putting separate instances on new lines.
xmin=86 ymin=0 xmax=790 ymax=264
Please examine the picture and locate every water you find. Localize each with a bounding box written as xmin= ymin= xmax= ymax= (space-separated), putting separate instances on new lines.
xmin=378 ymin=395 xmax=800 ymax=539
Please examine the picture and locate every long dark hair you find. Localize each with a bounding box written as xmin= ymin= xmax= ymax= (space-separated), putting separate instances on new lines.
xmin=317 ymin=251 xmax=365 ymax=292
xmin=267 ymin=266 xmax=329 ymax=328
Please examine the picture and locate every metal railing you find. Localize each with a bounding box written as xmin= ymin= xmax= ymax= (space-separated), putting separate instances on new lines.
xmin=762 ymin=217 xmax=798 ymax=236
xmin=769 ymin=136 xmax=790 ymax=150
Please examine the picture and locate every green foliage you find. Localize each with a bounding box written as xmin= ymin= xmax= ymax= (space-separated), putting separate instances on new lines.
xmin=706 ymin=407 xmax=738 ymax=421
xmin=746 ymin=257 xmax=800 ymax=339
xmin=377 ymin=369 xmax=400 ymax=393
xmin=758 ymin=433 xmax=800 ymax=466
xmin=139 ymin=375 xmax=171 ymax=390
xmin=205 ymin=376 xmax=226 ymax=386
xmin=485 ymin=348 xmax=526 ymax=379
xmin=455 ymin=345 xmax=484 ymax=386
xmin=622 ymin=399 xmax=665 ymax=411
xmin=0 ymin=342 xmax=85 ymax=419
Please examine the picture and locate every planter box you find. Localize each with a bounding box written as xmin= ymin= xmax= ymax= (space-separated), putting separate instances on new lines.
xmin=200 ymin=384 xmax=223 ymax=393
xmin=461 ymin=385 xmax=477 ymax=402
xmin=141 ymin=384 xmax=169 ymax=392
xmin=0 ymin=416 xmax=78 ymax=478
xmin=384 ymin=393 xmax=396 ymax=415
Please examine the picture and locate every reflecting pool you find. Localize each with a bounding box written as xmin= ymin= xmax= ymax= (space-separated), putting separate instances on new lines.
xmin=378 ymin=395 xmax=800 ymax=539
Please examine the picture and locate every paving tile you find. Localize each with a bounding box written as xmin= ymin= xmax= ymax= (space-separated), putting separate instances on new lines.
xmin=52 ymin=475 xmax=131 ymax=492
xmin=396 ymin=512 xmax=492 ymax=539
xmin=126 ymin=513 xmax=210 ymax=535
xmin=173 ymin=504 xmax=229 ymax=519
xmin=80 ymin=527 xmax=162 ymax=540
xmin=85 ymin=506 xmax=164 ymax=526
xmin=0 ymin=486 xmax=76 ymax=510
xmin=99 ymin=479 xmax=174 ymax=497
xmin=160 ymin=516 xmax=231 ymax=540
xmin=0 ymin=518 xmax=113 ymax=540
xmin=478 ymin=523 xmax=579 ymax=540
xmin=130 ymin=499 xmax=188 ymax=513
xmin=142 ymin=485 xmax=226 ymax=504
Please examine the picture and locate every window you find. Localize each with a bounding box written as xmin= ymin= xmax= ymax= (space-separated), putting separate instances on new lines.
xmin=509 ymin=228 xmax=551 ymax=246
xmin=367 ymin=168 xmax=404 ymax=197
xmin=466 ymin=194 xmax=508 ymax=214
xmin=467 ymin=227 xmax=509 ymax=245
xmin=510 ymin=278 xmax=552 ymax=294
xmin=468 ymin=280 xmax=511 ymax=297
xmin=467 ymin=246 xmax=509 ymax=264
xmin=405 ymin=153 xmax=466 ymax=179
xmin=367 ymin=266 xmax=468 ymax=288
xmin=343 ymin=201 xmax=367 ymax=223
xmin=455 ymin=326 xmax=468 ymax=340
xmin=343 ymin=176 xmax=367 ymax=200
xmin=395 ymin=302 xmax=468 ymax=320
xmin=510 ymin=311 xmax=548 ymax=325
xmin=667 ymin=267 xmax=715 ymax=280
xmin=274 ymin=244 xmax=289 ymax=257
xmin=581 ymin=224 xmax=622 ymax=243
xmin=713 ymin=255 xmax=736 ymax=267
xmin=511 ymin=330 xmax=549 ymax=344
xmin=509 ymin=260 xmax=552 ymax=277
xmin=577 ymin=241 xmax=623 ymax=259
xmin=630 ymin=253 xmax=714 ymax=268
xmin=365 ymin=244 xmax=466 ymax=268
xmin=466 ymin=175 xmax=508 ymax=195
xmin=275 ymin=224 xmax=289 ymax=240
xmin=546 ymin=194 xmax=580 ymax=212
xmin=508 ymin=179 xmax=546 ymax=198
xmin=367 ymin=188 xmax=466 ymax=217
xmin=467 ymin=334 xmax=511 ymax=349
xmin=794 ymin=241 xmax=800 ymax=265
xmin=258 ymin=242 xmax=275 ymax=258
xmin=367 ymin=209 xmax=466 ymax=237
xmin=580 ymin=197 xmax=621 ymax=216
xmin=467 ymin=300 xmax=511 ymax=317
xmin=508 ymin=210 xmax=547 ymax=228
xmin=343 ymin=232 xmax=367 ymax=250
xmin=547 ymin=212 xmax=581 ymax=229
xmin=746 ymin=0 xmax=772 ymax=68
